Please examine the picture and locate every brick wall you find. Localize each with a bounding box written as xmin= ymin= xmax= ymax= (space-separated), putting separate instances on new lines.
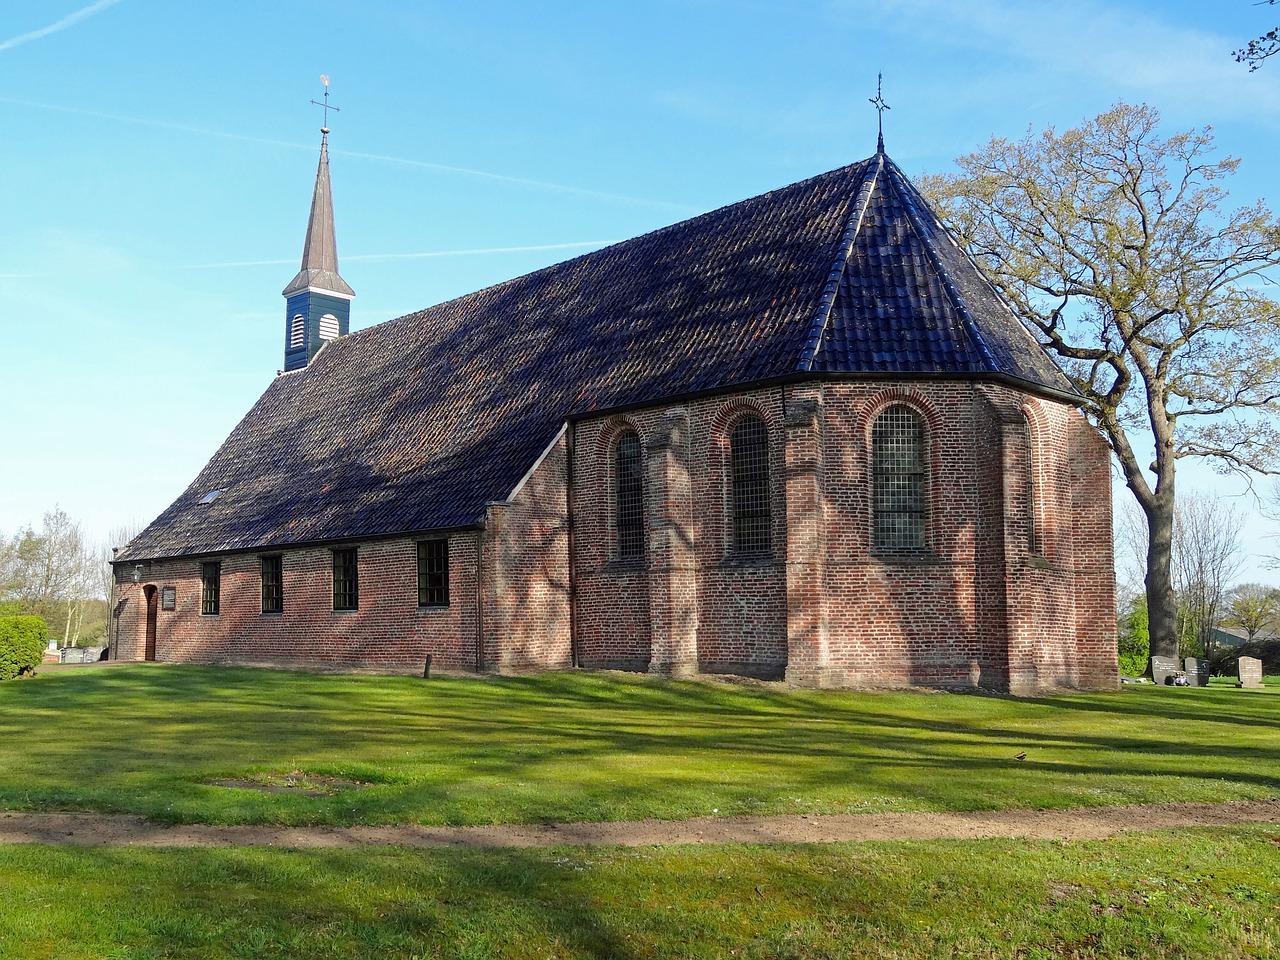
xmin=112 ymin=532 xmax=480 ymax=672
xmin=481 ymin=430 xmax=573 ymax=672
xmin=115 ymin=376 xmax=1117 ymax=694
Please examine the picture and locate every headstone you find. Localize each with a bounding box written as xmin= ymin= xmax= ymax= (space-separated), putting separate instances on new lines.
xmin=1151 ymin=656 xmax=1181 ymax=686
xmin=1237 ymin=656 xmax=1264 ymax=689
xmin=1183 ymin=657 xmax=1211 ymax=687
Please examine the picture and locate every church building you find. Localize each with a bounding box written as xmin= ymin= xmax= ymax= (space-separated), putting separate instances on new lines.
xmin=111 ymin=122 xmax=1118 ymax=694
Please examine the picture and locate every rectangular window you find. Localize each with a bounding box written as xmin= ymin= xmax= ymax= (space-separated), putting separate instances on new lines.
xmin=261 ymin=555 xmax=283 ymax=614
xmin=333 ymin=548 xmax=358 ymax=611
xmin=200 ymin=562 xmax=220 ymax=615
xmin=417 ymin=539 xmax=449 ymax=607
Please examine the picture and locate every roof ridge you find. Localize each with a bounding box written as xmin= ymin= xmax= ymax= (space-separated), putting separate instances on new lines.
xmin=799 ymin=155 xmax=883 ymax=373
xmin=881 ymin=158 xmax=1000 ymax=373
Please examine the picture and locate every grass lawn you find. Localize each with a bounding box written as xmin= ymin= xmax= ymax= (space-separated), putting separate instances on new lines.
xmin=1 ymin=827 xmax=1276 ymax=959
xmin=0 ymin=665 xmax=1276 ymax=826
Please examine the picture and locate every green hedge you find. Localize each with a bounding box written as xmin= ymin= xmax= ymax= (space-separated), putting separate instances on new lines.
xmin=0 ymin=616 xmax=48 ymax=680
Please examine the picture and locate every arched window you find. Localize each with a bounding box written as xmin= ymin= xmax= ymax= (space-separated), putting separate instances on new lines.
xmin=1024 ymin=413 xmax=1038 ymax=554
xmin=616 ymin=431 xmax=645 ymax=560
xmin=731 ymin=415 xmax=770 ymax=553
xmin=319 ymin=313 xmax=340 ymax=341
xmin=873 ymin=405 xmax=925 ymax=549
xmin=289 ymin=314 xmax=305 ymax=349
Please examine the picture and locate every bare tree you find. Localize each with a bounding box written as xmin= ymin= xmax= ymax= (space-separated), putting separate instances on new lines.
xmin=1235 ymin=0 xmax=1280 ymax=70
xmin=1173 ymin=493 xmax=1246 ymax=660
xmin=921 ymin=103 xmax=1280 ymax=665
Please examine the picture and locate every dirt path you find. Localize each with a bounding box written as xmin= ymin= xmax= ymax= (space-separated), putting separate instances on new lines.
xmin=2 ymin=799 xmax=1277 ymax=850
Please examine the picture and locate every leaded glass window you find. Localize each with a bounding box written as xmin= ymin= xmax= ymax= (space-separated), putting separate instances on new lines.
xmin=731 ymin=415 xmax=771 ymax=554
xmin=417 ymin=539 xmax=449 ymax=607
xmin=873 ymin=405 xmax=925 ymax=549
xmin=261 ymin=555 xmax=283 ymax=614
xmin=200 ymin=562 xmax=221 ymax=616
xmin=616 ymin=431 xmax=645 ymax=560
xmin=333 ymin=548 xmax=358 ymax=611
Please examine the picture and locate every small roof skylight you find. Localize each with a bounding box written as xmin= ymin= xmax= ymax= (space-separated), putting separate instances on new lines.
xmin=198 ymin=490 xmax=221 ymax=505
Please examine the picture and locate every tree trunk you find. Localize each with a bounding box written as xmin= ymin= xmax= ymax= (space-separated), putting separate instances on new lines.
xmin=1144 ymin=493 xmax=1179 ymax=662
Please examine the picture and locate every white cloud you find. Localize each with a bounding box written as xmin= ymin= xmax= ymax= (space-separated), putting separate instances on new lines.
xmin=833 ymin=0 xmax=1280 ymax=119
xmin=0 ymin=0 xmax=125 ymax=53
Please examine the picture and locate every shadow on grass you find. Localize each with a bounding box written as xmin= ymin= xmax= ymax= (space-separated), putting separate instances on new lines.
xmin=2 ymin=665 xmax=1278 ymax=825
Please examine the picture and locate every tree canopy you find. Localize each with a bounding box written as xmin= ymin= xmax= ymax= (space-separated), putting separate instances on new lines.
xmin=921 ymin=103 xmax=1280 ymax=662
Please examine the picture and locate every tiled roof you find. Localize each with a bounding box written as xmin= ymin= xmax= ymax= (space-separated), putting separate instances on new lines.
xmin=118 ymin=152 xmax=1075 ymax=562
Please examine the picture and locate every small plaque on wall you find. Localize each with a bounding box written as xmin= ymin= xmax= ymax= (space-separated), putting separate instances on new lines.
xmin=161 ymin=586 xmax=176 ymax=611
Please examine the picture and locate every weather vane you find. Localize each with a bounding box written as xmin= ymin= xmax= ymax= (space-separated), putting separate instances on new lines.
xmin=311 ymin=75 xmax=340 ymax=135
xmin=869 ymin=72 xmax=890 ymax=153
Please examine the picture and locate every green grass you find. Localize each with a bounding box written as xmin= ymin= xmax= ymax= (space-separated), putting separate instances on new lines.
xmin=1 ymin=665 xmax=1277 ymax=826
xmin=1 ymin=827 xmax=1277 ymax=959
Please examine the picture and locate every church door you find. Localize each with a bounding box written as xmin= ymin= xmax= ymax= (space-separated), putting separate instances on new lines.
xmin=143 ymin=586 xmax=158 ymax=661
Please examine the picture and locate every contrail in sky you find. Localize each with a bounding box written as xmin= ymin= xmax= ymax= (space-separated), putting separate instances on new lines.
xmin=0 ymin=0 xmax=124 ymax=53
xmin=0 ymin=95 xmax=694 ymax=211
xmin=183 ymin=241 xmax=619 ymax=270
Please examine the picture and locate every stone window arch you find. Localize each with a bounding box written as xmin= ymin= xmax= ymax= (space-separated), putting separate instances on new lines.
xmin=872 ymin=404 xmax=926 ymax=550
xmin=730 ymin=414 xmax=771 ymax=554
xmin=615 ymin=430 xmax=645 ymax=560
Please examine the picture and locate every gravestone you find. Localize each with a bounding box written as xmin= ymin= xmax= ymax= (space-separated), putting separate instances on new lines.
xmin=1151 ymin=656 xmax=1181 ymax=686
xmin=1237 ymin=656 xmax=1264 ymax=689
xmin=1183 ymin=657 xmax=1211 ymax=687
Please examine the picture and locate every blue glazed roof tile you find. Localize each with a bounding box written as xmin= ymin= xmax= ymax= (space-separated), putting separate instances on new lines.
xmin=119 ymin=152 xmax=1075 ymax=562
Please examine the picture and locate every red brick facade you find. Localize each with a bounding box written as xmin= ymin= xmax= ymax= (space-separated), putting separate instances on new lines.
xmin=112 ymin=377 xmax=1117 ymax=693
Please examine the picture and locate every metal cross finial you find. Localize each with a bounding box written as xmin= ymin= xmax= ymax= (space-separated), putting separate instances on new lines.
xmin=869 ymin=72 xmax=890 ymax=153
xmin=311 ymin=74 xmax=340 ymax=135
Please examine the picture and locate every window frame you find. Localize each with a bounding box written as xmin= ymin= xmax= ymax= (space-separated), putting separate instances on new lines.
xmin=416 ymin=539 xmax=449 ymax=608
xmin=615 ymin=430 xmax=645 ymax=561
xmin=260 ymin=554 xmax=283 ymax=615
xmin=332 ymin=547 xmax=359 ymax=611
xmin=872 ymin=404 xmax=927 ymax=551
xmin=729 ymin=414 xmax=771 ymax=555
xmin=200 ymin=561 xmax=221 ymax=616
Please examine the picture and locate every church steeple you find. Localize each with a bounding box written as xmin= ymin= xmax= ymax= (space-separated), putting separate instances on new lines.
xmin=283 ymin=77 xmax=353 ymax=372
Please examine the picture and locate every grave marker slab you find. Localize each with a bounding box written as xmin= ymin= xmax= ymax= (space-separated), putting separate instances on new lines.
xmin=1151 ymin=656 xmax=1181 ymax=686
xmin=1183 ymin=658 xmax=1211 ymax=687
xmin=1237 ymin=656 xmax=1264 ymax=689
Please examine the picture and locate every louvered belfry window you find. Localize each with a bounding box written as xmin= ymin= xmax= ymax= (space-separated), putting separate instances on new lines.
xmin=289 ymin=314 xmax=305 ymax=349
xmin=873 ymin=405 xmax=926 ymax=549
xmin=616 ymin=431 xmax=645 ymax=560
xmin=731 ymin=415 xmax=771 ymax=553
xmin=332 ymin=548 xmax=358 ymax=611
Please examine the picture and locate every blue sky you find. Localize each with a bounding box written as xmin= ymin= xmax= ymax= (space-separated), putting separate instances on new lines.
xmin=2 ymin=0 xmax=1279 ymax=584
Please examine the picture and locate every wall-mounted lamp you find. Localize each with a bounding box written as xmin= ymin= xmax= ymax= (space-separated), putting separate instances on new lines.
xmin=133 ymin=565 xmax=144 ymax=583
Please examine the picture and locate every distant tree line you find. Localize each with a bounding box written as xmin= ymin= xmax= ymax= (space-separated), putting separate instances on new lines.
xmin=0 ymin=508 xmax=138 ymax=648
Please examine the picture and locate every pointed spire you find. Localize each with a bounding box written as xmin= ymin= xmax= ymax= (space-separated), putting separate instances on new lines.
xmin=283 ymin=131 xmax=354 ymax=298
xmin=869 ymin=72 xmax=890 ymax=155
